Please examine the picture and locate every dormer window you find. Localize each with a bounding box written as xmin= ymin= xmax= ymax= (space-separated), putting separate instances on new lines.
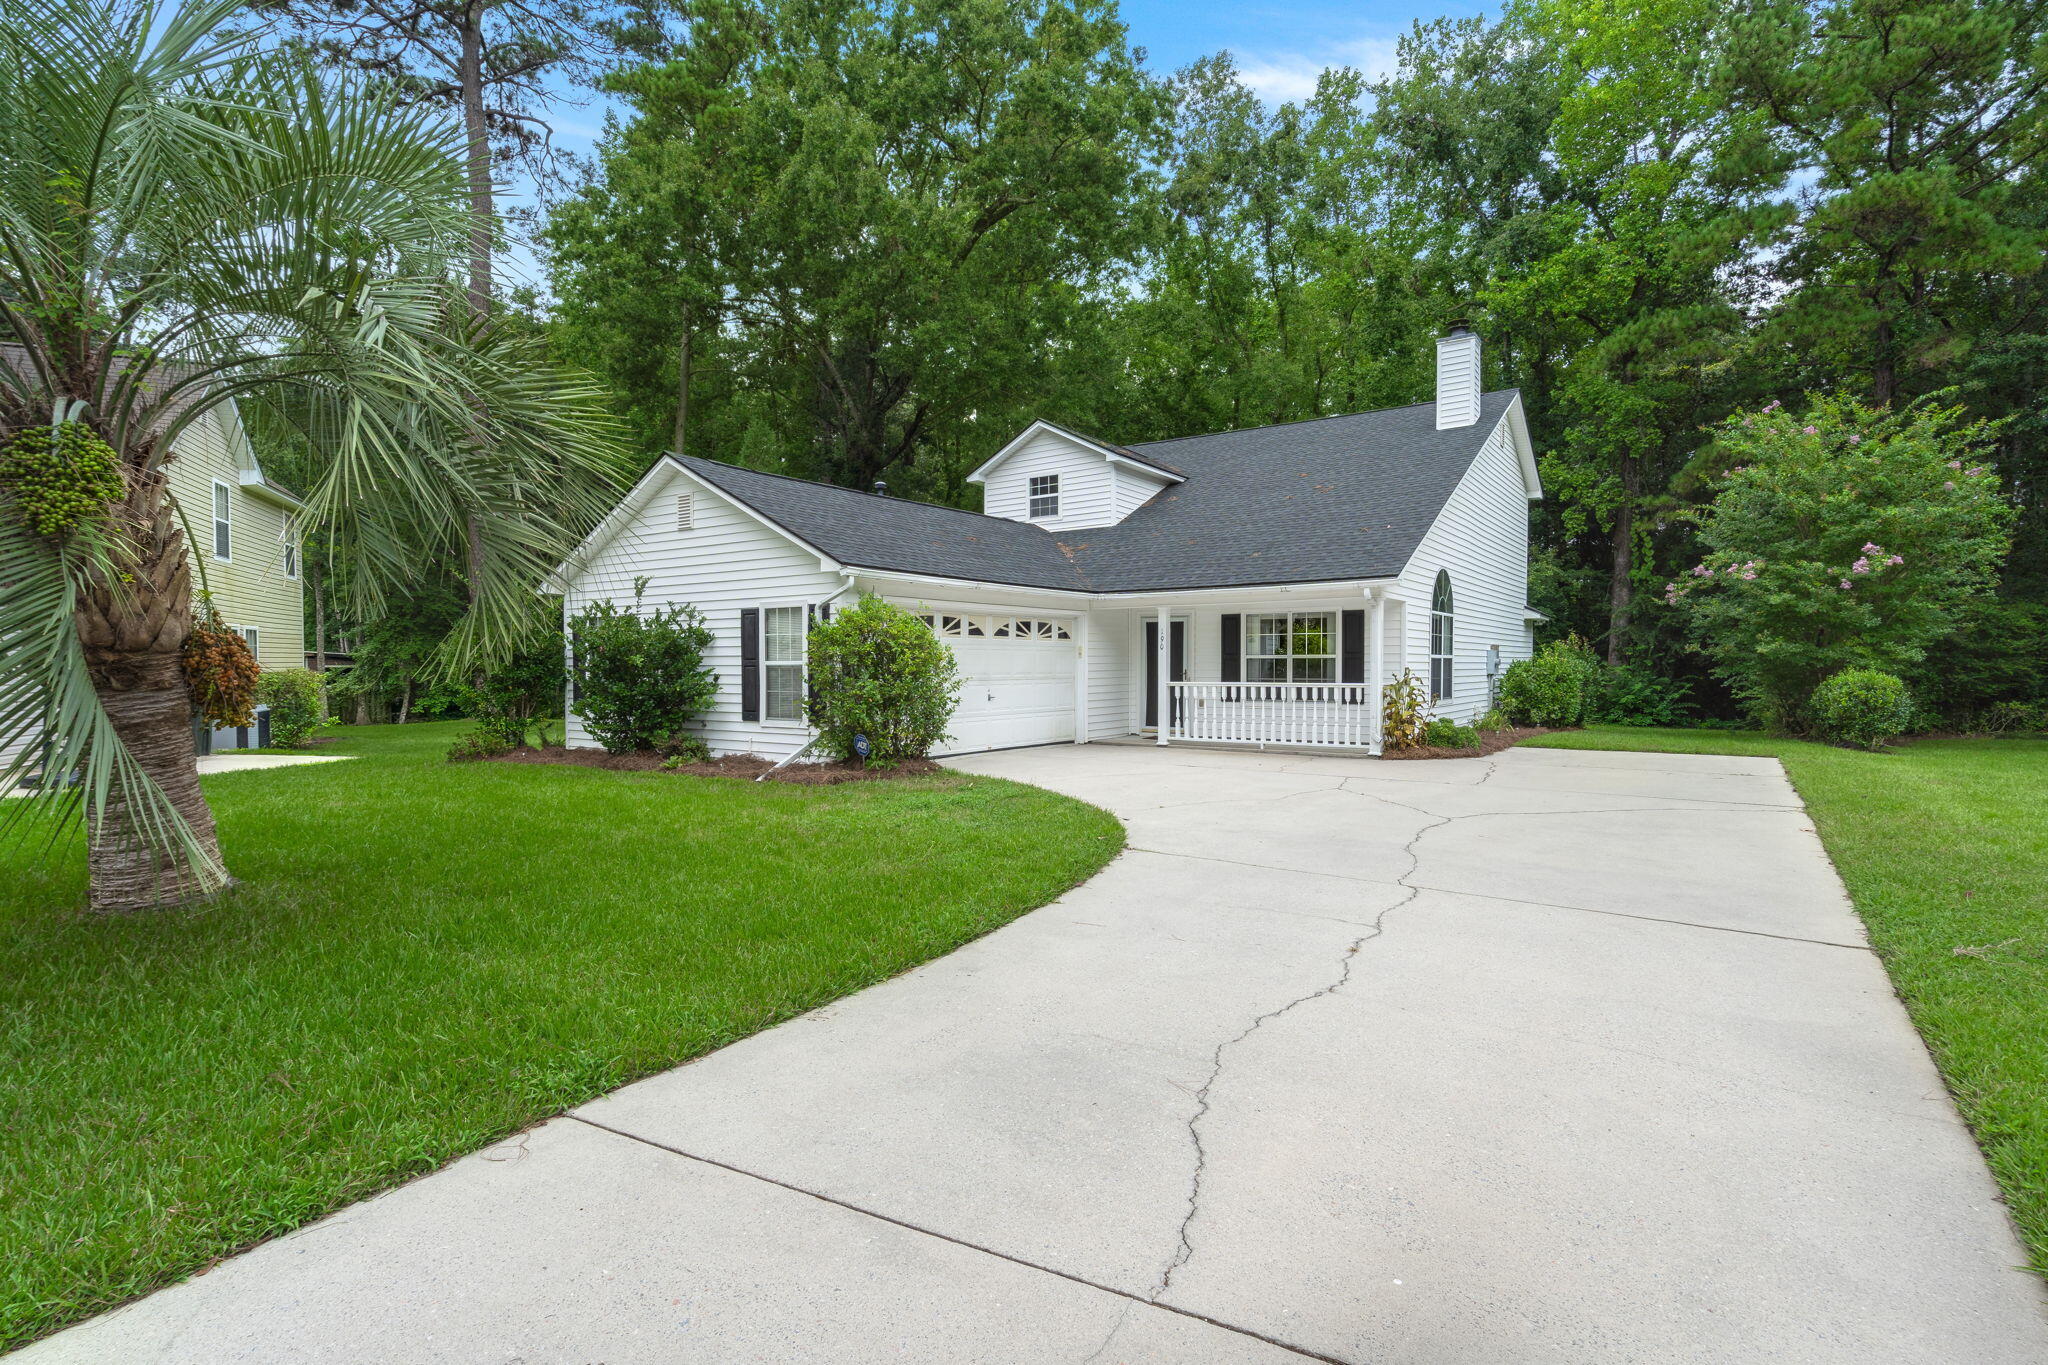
xmin=1028 ymin=474 xmax=1060 ymax=520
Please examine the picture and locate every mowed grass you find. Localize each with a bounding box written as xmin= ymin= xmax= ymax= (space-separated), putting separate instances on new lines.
xmin=1523 ymin=726 xmax=2048 ymax=1273
xmin=0 ymin=722 xmax=1123 ymax=1349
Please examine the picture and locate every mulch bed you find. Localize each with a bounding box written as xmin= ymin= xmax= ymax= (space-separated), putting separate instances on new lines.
xmin=1379 ymin=726 xmax=1549 ymax=760
xmin=486 ymin=745 xmax=946 ymax=784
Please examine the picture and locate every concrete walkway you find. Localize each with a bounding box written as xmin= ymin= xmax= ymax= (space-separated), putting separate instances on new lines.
xmin=22 ymin=745 xmax=2046 ymax=1363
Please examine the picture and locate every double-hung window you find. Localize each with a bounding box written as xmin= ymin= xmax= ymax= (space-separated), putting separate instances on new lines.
xmin=1430 ymin=571 xmax=1454 ymax=700
xmin=1245 ymin=612 xmax=1336 ymax=685
xmin=763 ymin=605 xmax=807 ymax=721
xmin=1027 ymin=474 xmax=1060 ymax=519
xmin=282 ymin=540 xmax=299 ymax=580
xmin=211 ymin=481 xmax=232 ymax=560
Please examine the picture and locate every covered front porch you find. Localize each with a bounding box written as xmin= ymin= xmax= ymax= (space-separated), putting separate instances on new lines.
xmin=1087 ymin=582 xmax=1411 ymax=755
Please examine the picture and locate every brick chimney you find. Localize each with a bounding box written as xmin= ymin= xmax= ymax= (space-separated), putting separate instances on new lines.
xmin=1435 ymin=322 xmax=1481 ymax=430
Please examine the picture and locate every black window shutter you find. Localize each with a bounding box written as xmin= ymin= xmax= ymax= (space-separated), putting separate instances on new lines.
xmin=1220 ymin=613 xmax=1241 ymax=682
xmin=1341 ymin=609 xmax=1365 ymax=683
xmin=740 ymin=608 xmax=761 ymax=722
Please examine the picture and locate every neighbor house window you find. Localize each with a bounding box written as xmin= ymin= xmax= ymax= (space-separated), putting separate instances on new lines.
xmin=763 ymin=605 xmax=806 ymax=721
xmin=1245 ymin=612 xmax=1336 ymax=683
xmin=282 ymin=540 xmax=299 ymax=580
xmin=1430 ymin=571 xmax=1454 ymax=700
xmin=211 ymin=481 xmax=232 ymax=560
xmin=236 ymin=625 xmax=260 ymax=659
xmin=1028 ymin=474 xmax=1060 ymax=519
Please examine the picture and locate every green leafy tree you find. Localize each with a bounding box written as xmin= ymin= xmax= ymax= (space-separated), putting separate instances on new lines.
xmin=567 ymin=584 xmax=717 ymax=752
xmin=0 ymin=0 xmax=621 ymax=911
xmin=547 ymin=0 xmax=1162 ymax=494
xmin=806 ymin=595 xmax=961 ymax=764
xmin=1719 ymin=0 xmax=2048 ymax=404
xmin=1669 ymin=393 xmax=2015 ymax=723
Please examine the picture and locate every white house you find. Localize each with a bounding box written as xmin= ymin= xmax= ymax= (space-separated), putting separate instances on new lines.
xmin=551 ymin=326 xmax=1543 ymax=758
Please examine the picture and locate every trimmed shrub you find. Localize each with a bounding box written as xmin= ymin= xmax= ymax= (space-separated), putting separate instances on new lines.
xmin=1380 ymin=669 xmax=1428 ymax=751
xmin=1808 ymin=668 xmax=1913 ymax=750
xmin=1475 ymin=707 xmax=1511 ymax=733
xmin=446 ymin=727 xmax=515 ymax=762
xmin=1586 ymin=663 xmax=1693 ymax=728
xmin=1497 ymin=636 xmax=1599 ymax=727
xmin=465 ymin=621 xmax=568 ymax=749
xmin=807 ymin=594 xmax=961 ymax=764
xmin=255 ymin=669 xmax=323 ymax=748
xmin=567 ymin=580 xmax=718 ymax=753
xmin=1421 ymin=717 xmax=1480 ymax=749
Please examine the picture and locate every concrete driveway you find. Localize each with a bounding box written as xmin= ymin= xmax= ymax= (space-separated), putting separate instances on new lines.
xmin=23 ymin=744 xmax=2047 ymax=1363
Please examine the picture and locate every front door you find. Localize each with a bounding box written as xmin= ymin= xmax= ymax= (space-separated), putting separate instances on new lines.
xmin=1143 ymin=619 xmax=1187 ymax=729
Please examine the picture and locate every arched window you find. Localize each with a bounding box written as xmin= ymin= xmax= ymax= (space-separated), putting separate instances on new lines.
xmin=1429 ymin=571 xmax=1454 ymax=701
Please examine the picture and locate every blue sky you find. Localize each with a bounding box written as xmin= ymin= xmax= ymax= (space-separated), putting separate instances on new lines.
xmin=504 ymin=0 xmax=1485 ymax=292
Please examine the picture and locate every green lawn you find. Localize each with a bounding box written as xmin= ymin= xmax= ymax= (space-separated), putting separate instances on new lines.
xmin=0 ymin=722 xmax=1123 ymax=1350
xmin=1523 ymin=726 xmax=2048 ymax=1274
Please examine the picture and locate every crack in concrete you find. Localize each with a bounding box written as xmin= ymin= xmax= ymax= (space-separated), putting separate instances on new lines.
xmin=1150 ymin=801 xmax=1451 ymax=1302
xmin=1078 ymin=1300 xmax=1134 ymax=1364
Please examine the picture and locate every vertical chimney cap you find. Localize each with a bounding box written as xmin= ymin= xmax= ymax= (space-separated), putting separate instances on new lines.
xmin=871 ymin=480 xmax=888 ymax=496
xmin=1445 ymin=318 xmax=1474 ymax=336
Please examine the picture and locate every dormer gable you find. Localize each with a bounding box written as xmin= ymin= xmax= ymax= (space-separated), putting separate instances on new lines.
xmin=968 ymin=419 xmax=1181 ymax=531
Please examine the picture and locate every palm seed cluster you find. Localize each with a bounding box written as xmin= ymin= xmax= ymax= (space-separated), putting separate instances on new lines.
xmin=0 ymin=422 xmax=126 ymax=537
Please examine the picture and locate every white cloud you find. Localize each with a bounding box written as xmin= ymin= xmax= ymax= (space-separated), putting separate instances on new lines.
xmin=1231 ymin=35 xmax=1401 ymax=104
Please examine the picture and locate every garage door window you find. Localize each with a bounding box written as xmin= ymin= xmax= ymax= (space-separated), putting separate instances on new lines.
xmin=920 ymin=614 xmax=1070 ymax=641
xmin=764 ymin=606 xmax=806 ymax=720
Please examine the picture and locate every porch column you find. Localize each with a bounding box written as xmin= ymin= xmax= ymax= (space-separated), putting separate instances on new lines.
xmin=1368 ymin=589 xmax=1387 ymax=756
xmin=1154 ymin=604 xmax=1171 ymax=746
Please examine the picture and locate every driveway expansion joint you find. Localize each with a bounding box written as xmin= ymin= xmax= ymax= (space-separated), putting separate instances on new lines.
xmin=563 ymin=1114 xmax=1351 ymax=1365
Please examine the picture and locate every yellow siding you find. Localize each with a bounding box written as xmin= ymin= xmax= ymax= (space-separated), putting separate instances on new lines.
xmin=163 ymin=408 xmax=306 ymax=671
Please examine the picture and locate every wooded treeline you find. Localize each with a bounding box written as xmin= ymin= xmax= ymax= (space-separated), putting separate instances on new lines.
xmin=258 ymin=0 xmax=2046 ymax=717
xmin=536 ymin=0 xmax=2047 ymax=707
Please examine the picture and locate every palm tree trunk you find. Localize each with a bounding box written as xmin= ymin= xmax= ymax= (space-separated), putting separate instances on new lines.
xmin=75 ymin=471 xmax=226 ymax=912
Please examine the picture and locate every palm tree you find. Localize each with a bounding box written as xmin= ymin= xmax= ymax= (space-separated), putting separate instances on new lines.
xmin=0 ymin=0 xmax=621 ymax=911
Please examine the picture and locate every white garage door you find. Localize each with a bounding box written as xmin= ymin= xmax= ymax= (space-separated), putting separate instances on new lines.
xmin=918 ymin=612 xmax=1076 ymax=755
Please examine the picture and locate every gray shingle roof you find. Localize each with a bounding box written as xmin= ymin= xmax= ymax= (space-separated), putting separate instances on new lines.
xmin=675 ymin=389 xmax=1520 ymax=593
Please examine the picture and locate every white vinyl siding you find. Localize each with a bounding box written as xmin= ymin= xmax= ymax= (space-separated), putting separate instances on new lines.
xmin=1085 ymin=610 xmax=1134 ymax=740
xmin=562 ymin=469 xmax=842 ymax=761
xmin=1396 ymin=415 xmax=1533 ymax=722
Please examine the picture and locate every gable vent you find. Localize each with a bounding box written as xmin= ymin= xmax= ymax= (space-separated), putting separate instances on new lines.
xmin=675 ymin=492 xmax=695 ymax=531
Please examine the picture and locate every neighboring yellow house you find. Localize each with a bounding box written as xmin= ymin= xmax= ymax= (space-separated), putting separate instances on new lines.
xmin=0 ymin=399 xmax=306 ymax=778
xmin=167 ymin=400 xmax=307 ymax=674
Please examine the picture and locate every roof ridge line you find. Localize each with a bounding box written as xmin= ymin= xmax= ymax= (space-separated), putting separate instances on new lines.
xmin=673 ymin=453 xmax=1061 ymax=536
xmin=1128 ymin=389 xmax=1518 ymax=450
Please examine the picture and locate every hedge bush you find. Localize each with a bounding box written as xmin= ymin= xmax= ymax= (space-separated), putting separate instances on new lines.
xmin=1497 ymin=636 xmax=1599 ymax=727
xmin=1420 ymin=717 xmax=1480 ymax=749
xmin=1808 ymin=668 xmax=1913 ymax=750
xmin=567 ymin=581 xmax=718 ymax=753
xmin=806 ymin=595 xmax=961 ymax=764
xmin=254 ymin=669 xmax=323 ymax=748
xmin=1586 ymin=663 xmax=1694 ymax=727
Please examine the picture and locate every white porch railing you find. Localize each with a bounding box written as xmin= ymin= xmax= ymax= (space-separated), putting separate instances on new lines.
xmin=1165 ymin=682 xmax=1379 ymax=749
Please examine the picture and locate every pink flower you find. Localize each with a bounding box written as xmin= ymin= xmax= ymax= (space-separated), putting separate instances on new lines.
xmin=1852 ymin=557 xmax=1871 ymax=574
xmin=1966 ymin=466 xmax=1985 ymax=477
xmin=1848 ymin=434 xmax=1860 ymax=444
xmin=1765 ymin=400 xmax=1782 ymax=413
xmin=1948 ymin=460 xmax=1963 ymax=469
xmin=1691 ymin=564 xmax=1712 ymax=577
xmin=1886 ymin=554 xmax=1903 ymax=566
xmin=1862 ymin=542 xmax=1881 ymax=553
xmin=1839 ymin=580 xmax=1853 ymax=590
xmin=1740 ymin=571 xmax=1757 ymax=580
xmin=1803 ymin=425 xmax=1818 ymax=435
xmin=1944 ymin=480 xmax=1956 ymax=490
